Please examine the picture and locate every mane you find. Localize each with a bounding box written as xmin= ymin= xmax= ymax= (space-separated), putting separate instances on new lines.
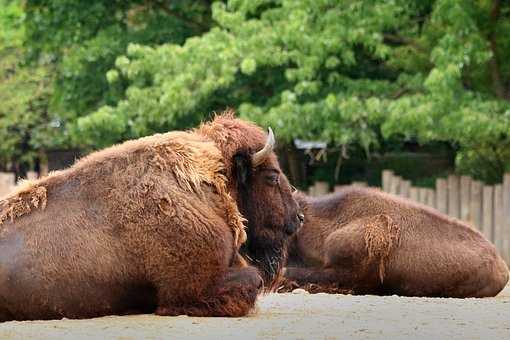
xmin=141 ymin=131 xmax=247 ymax=247
xmin=0 ymin=182 xmax=47 ymax=224
xmin=196 ymin=110 xmax=268 ymax=180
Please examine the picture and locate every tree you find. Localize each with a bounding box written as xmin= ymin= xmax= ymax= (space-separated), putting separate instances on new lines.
xmin=81 ymin=0 xmax=510 ymax=182
xmin=0 ymin=0 xmax=55 ymax=176
xmin=2 ymin=0 xmax=509 ymax=183
xmin=0 ymin=0 xmax=218 ymax=174
xmin=23 ymin=0 xmax=218 ymax=148
xmin=380 ymin=0 xmax=510 ymax=183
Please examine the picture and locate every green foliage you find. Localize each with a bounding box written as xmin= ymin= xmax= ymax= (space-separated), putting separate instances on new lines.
xmin=82 ymin=0 xmax=510 ymax=182
xmin=23 ymin=0 xmax=216 ymax=147
xmin=1 ymin=0 xmax=510 ymax=182
xmin=380 ymin=0 xmax=510 ymax=182
xmin=0 ymin=0 xmax=217 ymax=169
xmin=0 ymin=0 xmax=56 ymax=171
xmin=80 ymin=1 xmax=406 ymax=146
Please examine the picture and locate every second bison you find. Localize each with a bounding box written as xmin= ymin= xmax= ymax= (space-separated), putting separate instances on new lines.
xmin=285 ymin=187 xmax=508 ymax=297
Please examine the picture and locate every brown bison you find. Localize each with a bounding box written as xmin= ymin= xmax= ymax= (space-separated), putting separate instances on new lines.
xmin=0 ymin=113 xmax=302 ymax=321
xmin=284 ymin=187 xmax=509 ymax=297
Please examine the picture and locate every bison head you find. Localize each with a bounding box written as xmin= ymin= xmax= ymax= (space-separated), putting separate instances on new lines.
xmin=233 ymin=128 xmax=304 ymax=288
xmin=198 ymin=113 xmax=303 ymax=288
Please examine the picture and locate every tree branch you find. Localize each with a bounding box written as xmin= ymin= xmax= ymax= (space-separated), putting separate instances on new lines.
xmin=383 ymin=33 xmax=426 ymax=53
xmin=333 ymin=145 xmax=348 ymax=182
xmin=487 ymin=0 xmax=507 ymax=100
xmin=391 ymin=87 xmax=410 ymax=99
xmin=150 ymin=0 xmax=209 ymax=32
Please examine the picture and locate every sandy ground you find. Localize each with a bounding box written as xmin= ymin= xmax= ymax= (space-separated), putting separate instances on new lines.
xmin=1 ymin=286 xmax=509 ymax=340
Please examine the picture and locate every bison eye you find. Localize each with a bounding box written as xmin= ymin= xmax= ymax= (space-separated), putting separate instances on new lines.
xmin=265 ymin=173 xmax=280 ymax=186
xmin=290 ymin=185 xmax=297 ymax=193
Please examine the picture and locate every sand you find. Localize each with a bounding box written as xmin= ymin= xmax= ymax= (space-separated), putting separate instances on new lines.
xmin=1 ymin=285 xmax=509 ymax=339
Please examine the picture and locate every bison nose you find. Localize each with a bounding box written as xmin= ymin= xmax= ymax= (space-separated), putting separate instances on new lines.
xmin=298 ymin=213 xmax=305 ymax=224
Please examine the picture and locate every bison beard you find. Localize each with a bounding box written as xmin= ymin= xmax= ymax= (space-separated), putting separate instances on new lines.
xmin=242 ymin=235 xmax=287 ymax=291
xmin=233 ymin=150 xmax=298 ymax=291
xmin=0 ymin=112 xmax=301 ymax=321
xmin=284 ymin=188 xmax=509 ymax=298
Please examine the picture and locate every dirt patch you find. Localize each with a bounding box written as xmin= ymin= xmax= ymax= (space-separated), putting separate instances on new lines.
xmin=1 ymin=285 xmax=509 ymax=339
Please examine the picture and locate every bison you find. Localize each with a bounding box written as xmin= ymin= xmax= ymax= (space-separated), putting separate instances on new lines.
xmin=0 ymin=112 xmax=302 ymax=321
xmin=284 ymin=187 xmax=509 ymax=297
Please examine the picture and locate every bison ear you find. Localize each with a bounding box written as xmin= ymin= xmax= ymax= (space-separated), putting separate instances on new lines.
xmin=233 ymin=152 xmax=252 ymax=186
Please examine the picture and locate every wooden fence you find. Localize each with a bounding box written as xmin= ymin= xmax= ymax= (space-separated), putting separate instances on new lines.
xmin=308 ymin=170 xmax=510 ymax=264
xmin=1 ymin=170 xmax=509 ymax=263
xmin=0 ymin=171 xmax=39 ymax=198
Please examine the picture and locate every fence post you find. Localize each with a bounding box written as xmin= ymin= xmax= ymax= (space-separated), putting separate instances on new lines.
xmin=308 ymin=185 xmax=316 ymax=197
xmin=314 ymin=181 xmax=329 ymax=196
xmin=0 ymin=172 xmax=16 ymax=198
xmin=436 ymin=178 xmax=448 ymax=214
xmin=417 ymin=188 xmax=427 ymax=204
xmin=460 ymin=176 xmax=471 ymax=222
xmin=447 ymin=175 xmax=460 ymax=219
xmin=425 ymin=189 xmax=436 ymax=208
xmin=503 ymin=174 xmax=510 ymax=263
xmin=399 ymin=180 xmax=411 ymax=198
xmin=470 ymin=180 xmax=483 ymax=231
xmin=26 ymin=171 xmax=39 ymax=180
xmin=482 ymin=185 xmax=494 ymax=242
xmin=382 ymin=170 xmax=393 ymax=193
xmin=494 ymin=184 xmax=504 ymax=254
xmin=409 ymin=187 xmax=419 ymax=202
xmin=389 ymin=176 xmax=401 ymax=195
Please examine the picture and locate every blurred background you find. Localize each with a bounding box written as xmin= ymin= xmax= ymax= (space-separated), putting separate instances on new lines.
xmin=0 ymin=0 xmax=509 ymax=190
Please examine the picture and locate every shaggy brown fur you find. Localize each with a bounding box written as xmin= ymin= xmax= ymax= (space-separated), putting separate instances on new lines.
xmin=284 ymin=187 xmax=509 ymax=298
xmin=0 ymin=112 xmax=301 ymax=321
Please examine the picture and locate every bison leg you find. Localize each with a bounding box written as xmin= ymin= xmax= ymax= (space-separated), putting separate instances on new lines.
xmin=284 ymin=267 xmax=346 ymax=286
xmin=452 ymin=255 xmax=509 ymax=298
xmin=155 ymin=266 xmax=262 ymax=317
xmin=0 ymin=308 xmax=14 ymax=322
xmin=298 ymin=215 xmax=397 ymax=294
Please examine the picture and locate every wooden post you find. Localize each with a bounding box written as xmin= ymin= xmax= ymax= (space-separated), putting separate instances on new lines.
xmin=425 ymin=189 xmax=436 ymax=208
xmin=418 ymin=188 xmax=427 ymax=204
xmin=382 ymin=170 xmax=393 ymax=193
xmin=436 ymin=178 xmax=448 ymax=214
xmin=460 ymin=176 xmax=471 ymax=222
xmin=470 ymin=180 xmax=483 ymax=231
xmin=389 ymin=176 xmax=400 ymax=195
xmin=39 ymin=151 xmax=49 ymax=177
xmin=409 ymin=187 xmax=419 ymax=202
xmin=494 ymin=184 xmax=504 ymax=254
xmin=308 ymin=185 xmax=316 ymax=197
xmin=0 ymin=172 xmax=15 ymax=198
xmin=399 ymin=180 xmax=411 ymax=198
xmin=503 ymin=174 xmax=510 ymax=263
xmin=447 ymin=175 xmax=460 ymax=219
xmin=314 ymin=181 xmax=329 ymax=196
xmin=334 ymin=185 xmax=343 ymax=192
xmin=482 ymin=185 xmax=494 ymax=242
xmin=26 ymin=171 xmax=38 ymax=180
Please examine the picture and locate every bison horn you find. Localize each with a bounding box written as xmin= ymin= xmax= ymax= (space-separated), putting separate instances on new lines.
xmin=251 ymin=127 xmax=275 ymax=167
